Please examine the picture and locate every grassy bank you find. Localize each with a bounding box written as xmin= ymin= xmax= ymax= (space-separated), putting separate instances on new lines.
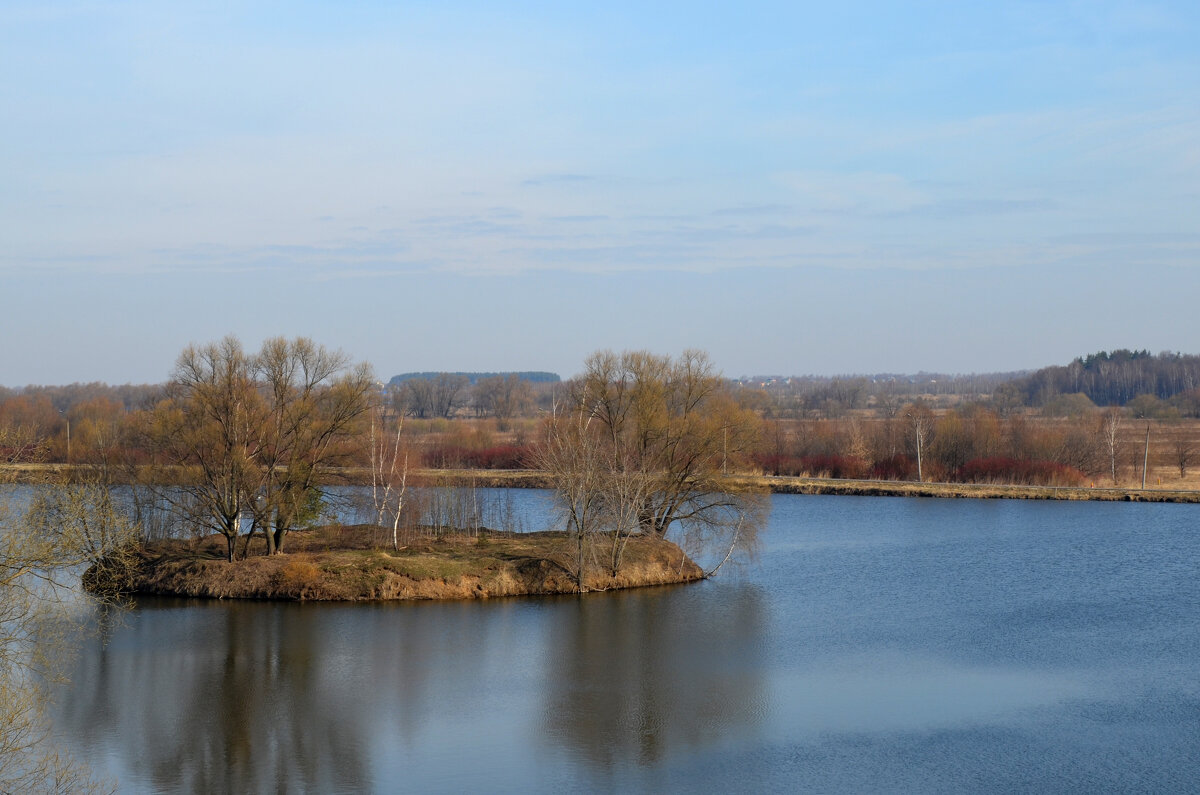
xmin=92 ymin=525 xmax=704 ymax=601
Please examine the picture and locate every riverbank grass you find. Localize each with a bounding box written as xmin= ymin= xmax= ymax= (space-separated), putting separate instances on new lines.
xmin=91 ymin=525 xmax=704 ymax=601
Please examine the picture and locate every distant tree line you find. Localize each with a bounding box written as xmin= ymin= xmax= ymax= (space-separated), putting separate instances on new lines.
xmin=735 ymin=351 xmax=1200 ymax=418
xmin=388 ymin=371 xmax=560 ymax=385
xmin=732 ymin=372 xmax=1025 ymax=419
xmin=1002 ymin=350 xmax=1200 ymax=408
xmin=2 ymin=348 xmax=1199 ymax=490
xmin=385 ymin=373 xmax=554 ymax=423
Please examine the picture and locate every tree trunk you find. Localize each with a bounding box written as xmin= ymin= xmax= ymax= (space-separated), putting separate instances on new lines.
xmin=577 ymin=529 xmax=585 ymax=594
xmin=916 ymin=432 xmax=924 ymax=483
xmin=221 ymin=512 xmax=240 ymax=562
xmin=241 ymin=520 xmax=261 ymax=560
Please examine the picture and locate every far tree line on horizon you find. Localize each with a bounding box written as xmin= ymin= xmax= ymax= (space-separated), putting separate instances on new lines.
xmin=3 ymin=346 xmax=1200 ymax=502
xmin=8 ymin=348 xmax=1200 ymax=420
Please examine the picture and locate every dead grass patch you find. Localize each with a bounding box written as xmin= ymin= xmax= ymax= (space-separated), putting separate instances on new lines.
xmin=98 ymin=525 xmax=704 ymax=602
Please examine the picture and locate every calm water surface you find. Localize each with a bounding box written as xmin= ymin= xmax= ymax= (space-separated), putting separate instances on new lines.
xmin=52 ymin=494 xmax=1200 ymax=793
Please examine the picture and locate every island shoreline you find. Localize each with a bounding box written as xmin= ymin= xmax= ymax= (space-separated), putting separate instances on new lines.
xmin=87 ymin=526 xmax=706 ymax=602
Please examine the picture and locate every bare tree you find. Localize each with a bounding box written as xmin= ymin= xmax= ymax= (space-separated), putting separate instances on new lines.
xmin=1100 ymin=408 xmax=1124 ymax=485
xmin=930 ymin=410 xmax=971 ymax=474
xmin=1172 ymin=433 xmax=1194 ymax=479
xmin=370 ymin=402 xmax=411 ymax=551
xmin=571 ymin=350 xmax=764 ymax=543
xmin=534 ymin=406 xmax=607 ymax=591
xmin=400 ymin=373 xmax=470 ymax=419
xmin=399 ymin=378 xmax=436 ymax=419
xmin=1053 ymin=425 xmax=1103 ymax=476
xmin=254 ymin=338 xmax=374 ymax=555
xmin=902 ymin=402 xmax=935 ymax=482
xmin=146 ymin=336 xmax=266 ymax=562
xmin=145 ymin=336 xmax=372 ymax=559
xmin=536 ymin=350 xmax=766 ymax=580
xmin=473 ymin=374 xmax=534 ymax=428
xmin=432 ymin=373 xmax=470 ymax=419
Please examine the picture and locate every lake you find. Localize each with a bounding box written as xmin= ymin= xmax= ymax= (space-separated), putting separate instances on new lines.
xmin=51 ymin=493 xmax=1200 ymax=793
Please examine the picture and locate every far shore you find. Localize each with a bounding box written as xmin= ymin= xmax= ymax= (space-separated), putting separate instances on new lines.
xmin=8 ymin=464 xmax=1200 ymax=503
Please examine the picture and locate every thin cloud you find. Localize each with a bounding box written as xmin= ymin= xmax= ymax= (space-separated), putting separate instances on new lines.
xmin=710 ymin=203 xmax=791 ymax=217
xmin=890 ymin=198 xmax=1056 ymax=219
xmin=521 ymin=174 xmax=596 ymax=187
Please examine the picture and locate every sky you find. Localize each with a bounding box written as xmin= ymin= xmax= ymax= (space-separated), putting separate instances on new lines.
xmin=2 ymin=1 xmax=1199 ymax=385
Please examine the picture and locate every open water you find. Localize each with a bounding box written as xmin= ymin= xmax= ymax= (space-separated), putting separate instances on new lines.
xmin=51 ymin=493 xmax=1200 ymax=793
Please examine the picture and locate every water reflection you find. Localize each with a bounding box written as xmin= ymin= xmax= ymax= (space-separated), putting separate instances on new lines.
xmin=47 ymin=495 xmax=1200 ymax=793
xmin=59 ymin=599 xmax=372 ymax=793
xmin=543 ymin=584 xmax=767 ymax=771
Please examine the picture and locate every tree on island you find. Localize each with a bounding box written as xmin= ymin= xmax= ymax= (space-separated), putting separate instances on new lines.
xmin=254 ymin=338 xmax=374 ymax=555
xmin=144 ymin=336 xmax=373 ymax=561
xmin=536 ymin=349 xmax=766 ymax=590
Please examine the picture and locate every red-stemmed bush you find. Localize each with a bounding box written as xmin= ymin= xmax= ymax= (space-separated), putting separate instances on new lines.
xmin=955 ymin=457 xmax=1085 ymax=486
xmin=871 ymin=454 xmax=917 ymax=481
xmin=421 ymin=444 xmax=533 ymax=470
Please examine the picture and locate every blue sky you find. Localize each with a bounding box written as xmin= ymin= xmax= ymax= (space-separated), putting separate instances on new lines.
xmin=2 ymin=1 xmax=1198 ymax=384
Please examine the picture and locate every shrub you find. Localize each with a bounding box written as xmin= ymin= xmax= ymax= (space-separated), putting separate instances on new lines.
xmin=421 ymin=444 xmax=534 ymax=469
xmin=753 ymin=453 xmax=797 ymax=475
xmin=276 ymin=558 xmax=323 ymax=598
xmin=871 ymin=454 xmax=916 ymax=481
xmin=753 ymin=453 xmax=867 ymax=479
xmin=955 ymin=457 xmax=1085 ymax=486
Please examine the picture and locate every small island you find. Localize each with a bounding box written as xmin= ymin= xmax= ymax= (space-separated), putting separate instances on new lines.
xmin=89 ymin=526 xmax=705 ymax=601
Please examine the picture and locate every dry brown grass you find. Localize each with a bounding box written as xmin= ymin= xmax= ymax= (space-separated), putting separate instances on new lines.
xmin=99 ymin=525 xmax=704 ymax=602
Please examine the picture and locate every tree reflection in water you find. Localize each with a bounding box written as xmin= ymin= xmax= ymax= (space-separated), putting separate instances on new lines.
xmin=57 ymin=599 xmax=371 ymax=793
xmin=53 ymin=583 xmax=766 ymax=791
xmin=44 ymin=496 xmax=1200 ymax=792
xmin=542 ymin=583 xmax=767 ymax=772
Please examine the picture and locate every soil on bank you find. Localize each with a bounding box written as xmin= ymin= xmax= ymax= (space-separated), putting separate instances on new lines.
xmin=91 ymin=525 xmax=704 ymax=602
